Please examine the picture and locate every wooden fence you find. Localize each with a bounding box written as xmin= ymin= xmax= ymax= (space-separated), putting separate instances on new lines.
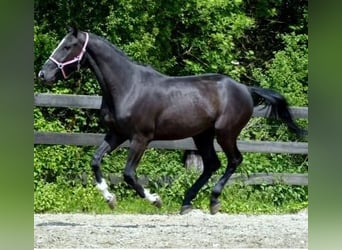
xmin=34 ymin=93 xmax=308 ymax=186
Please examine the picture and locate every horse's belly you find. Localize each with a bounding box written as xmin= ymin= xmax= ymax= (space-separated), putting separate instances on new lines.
xmin=154 ymin=125 xmax=210 ymax=140
xmin=154 ymin=110 xmax=214 ymax=140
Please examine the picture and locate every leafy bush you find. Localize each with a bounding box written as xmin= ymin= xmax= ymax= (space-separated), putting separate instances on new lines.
xmin=252 ymin=32 xmax=308 ymax=106
xmin=34 ymin=144 xmax=308 ymax=213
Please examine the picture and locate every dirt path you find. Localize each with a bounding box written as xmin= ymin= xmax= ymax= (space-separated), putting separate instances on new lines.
xmin=34 ymin=210 xmax=307 ymax=249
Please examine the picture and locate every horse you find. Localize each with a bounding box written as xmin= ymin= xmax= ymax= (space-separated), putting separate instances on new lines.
xmin=38 ymin=27 xmax=306 ymax=215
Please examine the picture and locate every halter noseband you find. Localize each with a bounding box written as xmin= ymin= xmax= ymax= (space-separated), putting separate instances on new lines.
xmin=49 ymin=32 xmax=89 ymax=79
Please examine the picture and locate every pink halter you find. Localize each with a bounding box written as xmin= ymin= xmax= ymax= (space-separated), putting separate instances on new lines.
xmin=49 ymin=32 xmax=89 ymax=79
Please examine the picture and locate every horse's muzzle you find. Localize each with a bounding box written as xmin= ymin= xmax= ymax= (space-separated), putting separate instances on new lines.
xmin=37 ymin=70 xmax=55 ymax=84
xmin=38 ymin=70 xmax=45 ymax=80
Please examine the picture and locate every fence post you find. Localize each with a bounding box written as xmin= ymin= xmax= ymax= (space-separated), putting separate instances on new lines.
xmin=183 ymin=150 xmax=204 ymax=173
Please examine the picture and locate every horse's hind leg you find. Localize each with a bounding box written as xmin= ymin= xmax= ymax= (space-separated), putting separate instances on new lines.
xmin=180 ymin=129 xmax=221 ymax=215
xmin=210 ymin=133 xmax=242 ymax=214
xmin=91 ymin=133 xmax=125 ymax=209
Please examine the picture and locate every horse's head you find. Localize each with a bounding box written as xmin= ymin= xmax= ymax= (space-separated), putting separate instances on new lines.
xmin=38 ymin=27 xmax=89 ymax=83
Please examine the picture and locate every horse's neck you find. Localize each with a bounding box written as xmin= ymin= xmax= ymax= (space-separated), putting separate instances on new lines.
xmin=86 ymin=34 xmax=137 ymax=101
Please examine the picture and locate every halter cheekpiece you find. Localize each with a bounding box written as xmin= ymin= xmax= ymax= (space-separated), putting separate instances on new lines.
xmin=49 ymin=32 xmax=89 ymax=79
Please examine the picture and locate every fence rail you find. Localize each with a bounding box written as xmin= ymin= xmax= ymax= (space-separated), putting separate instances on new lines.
xmin=34 ymin=93 xmax=308 ymax=118
xmin=34 ymin=94 xmax=308 ymax=154
xmin=34 ymin=93 xmax=308 ymax=186
xmin=34 ymin=131 xmax=308 ymax=154
xmin=79 ymin=172 xmax=308 ymax=187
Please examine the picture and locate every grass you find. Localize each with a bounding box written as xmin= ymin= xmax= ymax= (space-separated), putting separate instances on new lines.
xmin=34 ymin=146 xmax=308 ymax=215
xmin=34 ymin=182 xmax=308 ymax=215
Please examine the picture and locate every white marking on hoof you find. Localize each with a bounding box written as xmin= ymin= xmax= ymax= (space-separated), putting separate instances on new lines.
xmin=96 ymin=178 xmax=115 ymax=202
xmin=107 ymin=196 xmax=116 ymax=209
xmin=144 ymin=189 xmax=161 ymax=204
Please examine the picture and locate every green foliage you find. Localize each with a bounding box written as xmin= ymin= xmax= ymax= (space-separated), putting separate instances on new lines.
xmin=34 ymin=181 xmax=110 ymax=213
xmin=34 ymin=0 xmax=308 ymax=214
xmin=34 ymin=146 xmax=308 ymax=214
xmin=219 ymin=184 xmax=308 ymax=214
xmin=168 ymin=0 xmax=255 ymax=79
xmin=252 ymin=32 xmax=308 ymax=106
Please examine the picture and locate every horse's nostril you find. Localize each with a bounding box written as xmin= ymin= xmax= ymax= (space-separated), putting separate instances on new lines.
xmin=38 ymin=71 xmax=44 ymax=79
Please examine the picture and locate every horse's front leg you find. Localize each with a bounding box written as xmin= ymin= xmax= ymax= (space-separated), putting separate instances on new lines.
xmin=123 ymin=136 xmax=162 ymax=208
xmin=91 ymin=133 xmax=126 ymax=209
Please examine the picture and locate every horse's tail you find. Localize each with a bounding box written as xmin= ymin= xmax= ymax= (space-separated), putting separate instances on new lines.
xmin=248 ymin=86 xmax=307 ymax=136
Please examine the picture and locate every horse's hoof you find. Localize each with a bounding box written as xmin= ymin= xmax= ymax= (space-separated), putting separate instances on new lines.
xmin=210 ymin=202 xmax=220 ymax=215
xmin=153 ymin=198 xmax=163 ymax=208
xmin=180 ymin=205 xmax=193 ymax=215
xmin=107 ymin=196 xmax=116 ymax=210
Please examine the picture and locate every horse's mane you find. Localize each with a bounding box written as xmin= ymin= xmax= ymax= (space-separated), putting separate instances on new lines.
xmin=93 ymin=33 xmax=151 ymax=68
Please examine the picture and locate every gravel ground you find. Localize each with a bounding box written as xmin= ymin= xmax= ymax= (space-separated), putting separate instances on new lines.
xmin=34 ymin=209 xmax=307 ymax=249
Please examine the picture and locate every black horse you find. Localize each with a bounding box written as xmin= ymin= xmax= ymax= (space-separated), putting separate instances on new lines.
xmin=38 ymin=28 xmax=305 ymax=215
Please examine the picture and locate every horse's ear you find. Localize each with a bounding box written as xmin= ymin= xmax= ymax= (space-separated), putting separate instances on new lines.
xmin=68 ymin=26 xmax=78 ymax=37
